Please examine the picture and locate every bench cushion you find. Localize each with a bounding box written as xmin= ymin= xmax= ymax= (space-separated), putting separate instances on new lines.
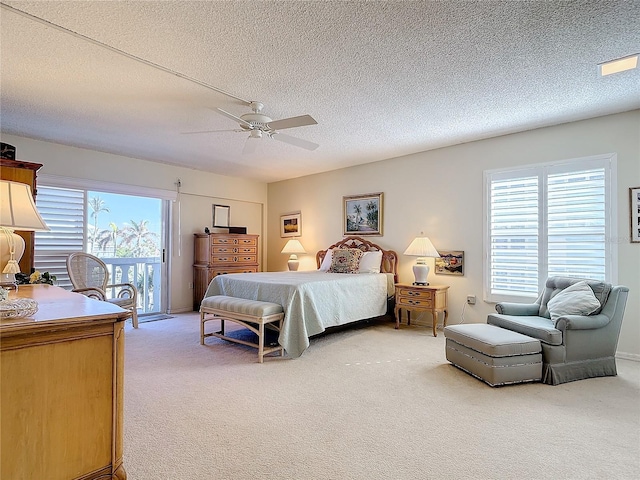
xmin=444 ymin=324 xmax=541 ymax=357
xmin=201 ymin=295 xmax=283 ymax=317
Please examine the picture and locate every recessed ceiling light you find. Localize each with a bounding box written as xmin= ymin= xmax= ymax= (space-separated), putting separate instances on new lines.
xmin=598 ymin=54 xmax=639 ymax=76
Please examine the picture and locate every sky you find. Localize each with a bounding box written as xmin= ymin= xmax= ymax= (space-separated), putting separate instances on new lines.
xmin=89 ymin=191 xmax=162 ymax=236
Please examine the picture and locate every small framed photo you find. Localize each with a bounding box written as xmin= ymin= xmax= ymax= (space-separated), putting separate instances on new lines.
xmin=631 ymin=187 xmax=640 ymax=243
xmin=281 ymin=212 xmax=302 ymax=237
xmin=213 ymin=204 xmax=230 ymax=228
xmin=435 ymin=250 xmax=464 ymax=276
xmin=343 ymin=192 xmax=383 ymax=236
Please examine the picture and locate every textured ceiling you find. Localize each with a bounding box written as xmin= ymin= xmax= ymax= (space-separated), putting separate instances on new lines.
xmin=1 ymin=1 xmax=639 ymax=183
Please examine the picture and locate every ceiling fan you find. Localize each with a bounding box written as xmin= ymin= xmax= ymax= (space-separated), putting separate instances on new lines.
xmin=188 ymin=101 xmax=319 ymax=154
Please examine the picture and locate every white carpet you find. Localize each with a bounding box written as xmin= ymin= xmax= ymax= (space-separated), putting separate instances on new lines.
xmin=123 ymin=313 xmax=640 ymax=479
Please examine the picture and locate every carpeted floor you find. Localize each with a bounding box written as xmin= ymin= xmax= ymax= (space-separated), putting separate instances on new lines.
xmin=123 ymin=313 xmax=640 ymax=480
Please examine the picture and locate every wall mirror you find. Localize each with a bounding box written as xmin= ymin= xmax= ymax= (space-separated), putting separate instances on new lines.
xmin=212 ymin=204 xmax=230 ymax=228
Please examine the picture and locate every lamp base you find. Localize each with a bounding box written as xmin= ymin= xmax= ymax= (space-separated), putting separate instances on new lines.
xmin=412 ymin=263 xmax=430 ymax=285
xmin=287 ymin=260 xmax=300 ymax=271
xmin=412 ymin=282 xmax=429 ymax=286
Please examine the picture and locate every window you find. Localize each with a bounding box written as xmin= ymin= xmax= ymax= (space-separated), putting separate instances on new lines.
xmin=484 ymin=154 xmax=617 ymax=303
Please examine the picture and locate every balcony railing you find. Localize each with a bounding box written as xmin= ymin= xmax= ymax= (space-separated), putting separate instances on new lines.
xmin=103 ymin=256 xmax=161 ymax=315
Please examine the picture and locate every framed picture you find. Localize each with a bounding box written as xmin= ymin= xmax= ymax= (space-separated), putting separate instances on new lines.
xmin=281 ymin=212 xmax=302 ymax=237
xmin=212 ymin=204 xmax=230 ymax=228
xmin=435 ymin=250 xmax=464 ymax=276
xmin=343 ymin=192 xmax=383 ymax=236
xmin=631 ymin=186 xmax=640 ymax=243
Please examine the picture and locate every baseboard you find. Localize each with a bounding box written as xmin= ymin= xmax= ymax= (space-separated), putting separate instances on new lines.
xmin=616 ymin=351 xmax=640 ymax=362
xmin=168 ymin=307 xmax=196 ymax=314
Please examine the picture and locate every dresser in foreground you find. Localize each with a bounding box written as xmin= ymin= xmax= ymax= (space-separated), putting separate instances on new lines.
xmin=1 ymin=285 xmax=129 ymax=480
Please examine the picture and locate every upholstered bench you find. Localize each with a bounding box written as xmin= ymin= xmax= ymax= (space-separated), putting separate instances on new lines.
xmin=444 ymin=324 xmax=542 ymax=386
xmin=200 ymin=295 xmax=285 ymax=363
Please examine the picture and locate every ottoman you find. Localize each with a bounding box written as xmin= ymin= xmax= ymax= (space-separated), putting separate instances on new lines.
xmin=444 ymin=324 xmax=542 ymax=386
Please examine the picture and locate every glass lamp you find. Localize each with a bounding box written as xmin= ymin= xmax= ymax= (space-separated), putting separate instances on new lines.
xmin=0 ymin=180 xmax=50 ymax=286
xmin=403 ymin=234 xmax=440 ymax=285
xmin=281 ymin=239 xmax=306 ymax=271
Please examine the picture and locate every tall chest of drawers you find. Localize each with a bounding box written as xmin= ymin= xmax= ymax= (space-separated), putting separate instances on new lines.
xmin=193 ymin=233 xmax=259 ymax=310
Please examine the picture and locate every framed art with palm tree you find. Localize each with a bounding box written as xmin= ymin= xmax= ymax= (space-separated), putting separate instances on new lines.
xmin=343 ymin=192 xmax=383 ymax=236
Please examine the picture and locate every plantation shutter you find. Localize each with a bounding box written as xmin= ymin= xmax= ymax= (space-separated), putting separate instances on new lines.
xmin=485 ymin=155 xmax=615 ymax=302
xmin=489 ymin=172 xmax=540 ymax=297
xmin=547 ymin=167 xmax=606 ymax=281
xmin=34 ymin=186 xmax=85 ymax=289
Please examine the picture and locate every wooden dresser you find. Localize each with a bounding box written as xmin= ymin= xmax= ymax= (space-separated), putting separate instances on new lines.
xmin=0 ymin=158 xmax=43 ymax=274
xmin=193 ymin=233 xmax=259 ymax=310
xmin=0 ymin=285 xmax=129 ymax=480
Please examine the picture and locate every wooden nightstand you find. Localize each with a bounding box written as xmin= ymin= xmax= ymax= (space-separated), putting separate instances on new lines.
xmin=394 ymin=283 xmax=450 ymax=336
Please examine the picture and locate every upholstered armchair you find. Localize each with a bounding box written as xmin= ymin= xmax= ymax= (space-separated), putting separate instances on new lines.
xmin=487 ymin=277 xmax=629 ymax=385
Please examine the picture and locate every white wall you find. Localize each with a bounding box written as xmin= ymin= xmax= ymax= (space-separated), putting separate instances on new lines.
xmin=267 ymin=111 xmax=640 ymax=358
xmin=1 ymin=134 xmax=268 ymax=313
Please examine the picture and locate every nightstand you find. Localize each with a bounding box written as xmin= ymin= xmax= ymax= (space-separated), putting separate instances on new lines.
xmin=394 ymin=283 xmax=449 ymax=336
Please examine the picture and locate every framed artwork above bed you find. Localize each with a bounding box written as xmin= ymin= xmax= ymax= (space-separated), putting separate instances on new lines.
xmin=343 ymin=192 xmax=383 ymax=236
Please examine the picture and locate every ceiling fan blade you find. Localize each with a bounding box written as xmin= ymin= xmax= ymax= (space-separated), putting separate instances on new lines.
xmin=216 ymin=108 xmax=253 ymax=128
xmin=242 ymin=137 xmax=259 ymax=155
xmin=268 ymin=114 xmax=317 ymax=131
xmin=272 ymin=132 xmax=319 ymax=151
xmin=181 ymin=129 xmax=242 ymax=134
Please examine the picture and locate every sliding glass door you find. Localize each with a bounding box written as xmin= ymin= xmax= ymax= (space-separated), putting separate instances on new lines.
xmin=34 ymin=185 xmax=168 ymax=317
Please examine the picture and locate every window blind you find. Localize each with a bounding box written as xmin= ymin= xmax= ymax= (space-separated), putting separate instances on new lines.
xmin=34 ymin=186 xmax=85 ymax=289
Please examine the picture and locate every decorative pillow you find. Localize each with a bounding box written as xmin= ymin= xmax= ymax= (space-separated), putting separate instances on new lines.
xmin=547 ymin=281 xmax=601 ymax=321
xmin=318 ymin=249 xmax=333 ymax=271
xmin=328 ymin=248 xmax=363 ymax=274
xmin=358 ymin=251 xmax=383 ymax=274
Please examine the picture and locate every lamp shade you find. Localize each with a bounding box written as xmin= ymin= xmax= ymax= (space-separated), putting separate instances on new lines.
xmin=403 ymin=236 xmax=439 ymax=258
xmin=0 ymin=180 xmax=49 ymax=231
xmin=281 ymin=239 xmax=306 ymax=255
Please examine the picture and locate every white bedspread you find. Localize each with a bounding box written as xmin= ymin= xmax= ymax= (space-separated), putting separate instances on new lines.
xmin=203 ymin=271 xmax=390 ymax=358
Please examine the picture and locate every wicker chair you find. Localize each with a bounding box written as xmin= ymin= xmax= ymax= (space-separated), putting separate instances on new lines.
xmin=66 ymin=252 xmax=139 ymax=328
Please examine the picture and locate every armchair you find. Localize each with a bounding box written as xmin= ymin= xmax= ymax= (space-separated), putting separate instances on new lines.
xmin=66 ymin=252 xmax=139 ymax=328
xmin=487 ymin=277 xmax=628 ymax=385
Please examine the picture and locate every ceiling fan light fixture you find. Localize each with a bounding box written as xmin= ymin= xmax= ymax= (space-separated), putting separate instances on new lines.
xmin=250 ymin=130 xmax=263 ymax=139
xmin=598 ymin=54 xmax=638 ymax=76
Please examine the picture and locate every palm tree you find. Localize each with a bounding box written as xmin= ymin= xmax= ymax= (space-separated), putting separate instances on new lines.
xmin=88 ymin=196 xmax=110 ymax=253
xmin=96 ymin=222 xmax=119 ymax=257
xmin=120 ymin=220 xmax=159 ymax=257
xmin=352 ymin=204 xmax=362 ymax=228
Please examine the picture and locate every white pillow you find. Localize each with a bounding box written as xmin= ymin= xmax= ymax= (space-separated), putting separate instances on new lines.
xmin=318 ymin=249 xmax=333 ymax=271
xmin=358 ymin=251 xmax=383 ymax=273
xmin=547 ymin=281 xmax=601 ymax=321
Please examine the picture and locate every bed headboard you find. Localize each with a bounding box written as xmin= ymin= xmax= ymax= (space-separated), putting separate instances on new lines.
xmin=316 ymin=236 xmax=399 ymax=283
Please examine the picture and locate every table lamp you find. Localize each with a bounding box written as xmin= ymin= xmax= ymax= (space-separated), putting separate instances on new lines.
xmin=0 ymin=180 xmax=50 ymax=286
xmin=281 ymin=239 xmax=306 ymax=271
xmin=403 ymin=234 xmax=440 ymax=285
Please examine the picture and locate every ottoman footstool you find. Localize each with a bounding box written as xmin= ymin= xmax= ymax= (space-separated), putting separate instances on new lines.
xmin=444 ymin=324 xmax=542 ymax=386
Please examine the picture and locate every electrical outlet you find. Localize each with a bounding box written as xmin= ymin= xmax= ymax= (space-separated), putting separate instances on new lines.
xmin=466 ymin=295 xmax=476 ymax=305
xmin=188 ymin=282 xmax=194 ymax=289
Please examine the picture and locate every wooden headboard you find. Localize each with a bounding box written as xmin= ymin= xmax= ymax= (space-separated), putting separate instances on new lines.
xmin=316 ymin=236 xmax=399 ymax=283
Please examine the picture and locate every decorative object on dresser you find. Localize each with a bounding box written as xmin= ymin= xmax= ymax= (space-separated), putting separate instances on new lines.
xmin=0 ymin=180 xmax=50 ymax=287
xmin=394 ymin=283 xmax=449 ymax=336
xmin=1 ymin=285 xmax=129 ymax=480
xmin=0 ymin=159 xmax=43 ymax=277
xmin=402 ymin=234 xmax=440 ymax=285
xmin=281 ymin=239 xmax=306 ymax=271
xmin=280 ymin=212 xmax=302 ymax=237
xmin=343 ymin=192 xmax=383 ymax=236
xmin=435 ymin=250 xmax=464 ymax=276
xmin=193 ymin=232 xmax=259 ymax=310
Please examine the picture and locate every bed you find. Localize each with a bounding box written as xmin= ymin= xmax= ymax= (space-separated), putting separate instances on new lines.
xmin=202 ymin=236 xmax=399 ymax=358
